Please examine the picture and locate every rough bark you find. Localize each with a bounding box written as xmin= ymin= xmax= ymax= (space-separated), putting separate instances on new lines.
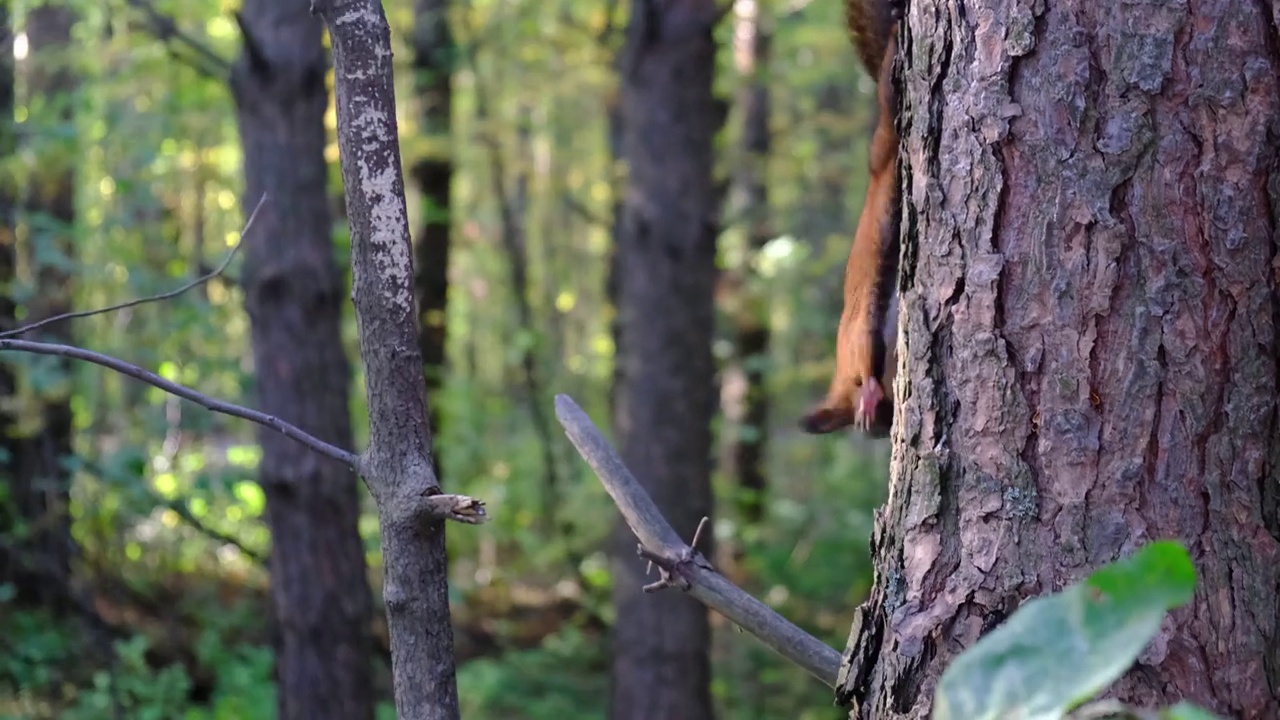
xmin=609 ymin=1 xmax=727 ymax=718
xmin=230 ymin=2 xmax=374 ymax=719
xmin=410 ymin=0 xmax=453 ymax=438
xmin=312 ymin=1 xmax=459 ymax=718
xmin=722 ymin=0 xmax=773 ymax=524
xmin=0 ymin=2 xmax=76 ymax=611
xmin=838 ymin=1 xmax=1280 ymax=718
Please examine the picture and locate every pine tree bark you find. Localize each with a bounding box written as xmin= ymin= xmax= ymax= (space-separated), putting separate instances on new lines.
xmin=838 ymin=2 xmax=1280 ymax=718
xmin=609 ymin=1 xmax=727 ymax=718
xmin=230 ymin=2 xmax=374 ymax=718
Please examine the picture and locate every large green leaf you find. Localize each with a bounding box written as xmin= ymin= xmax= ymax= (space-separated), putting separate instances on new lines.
xmin=1162 ymin=702 xmax=1223 ymax=720
xmin=933 ymin=541 xmax=1196 ymax=720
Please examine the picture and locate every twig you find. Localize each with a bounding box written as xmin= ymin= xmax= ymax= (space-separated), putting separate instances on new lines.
xmin=79 ymin=453 xmax=270 ymax=564
xmin=157 ymin=494 xmax=269 ymax=563
xmin=598 ymin=0 xmax=624 ymax=45
xmin=0 ymin=338 xmax=361 ymax=469
xmin=553 ymin=393 xmax=842 ymax=688
xmin=125 ymin=0 xmax=232 ymax=79
xmin=0 ymin=341 xmax=489 ymax=525
xmin=0 ymin=195 xmax=267 ymax=340
xmin=561 ymin=192 xmax=611 ymax=230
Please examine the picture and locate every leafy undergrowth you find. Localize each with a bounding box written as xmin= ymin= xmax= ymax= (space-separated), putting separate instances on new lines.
xmin=0 ymin=606 xmax=274 ymax=720
xmin=457 ymin=626 xmax=609 ymax=720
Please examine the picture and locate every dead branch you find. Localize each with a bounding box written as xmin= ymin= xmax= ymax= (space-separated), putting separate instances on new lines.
xmin=0 ymin=195 xmax=267 ymax=340
xmin=1 ymin=338 xmax=489 ymax=526
xmin=125 ymin=0 xmax=231 ymax=79
xmin=560 ymin=192 xmax=611 ymax=230
xmin=553 ymin=393 xmax=842 ymax=688
xmin=1 ymin=338 xmax=361 ymax=468
xmin=149 ymin=492 xmax=269 ymax=564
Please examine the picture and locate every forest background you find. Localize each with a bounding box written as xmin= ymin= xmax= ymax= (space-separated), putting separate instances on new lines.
xmin=0 ymin=0 xmax=889 ymax=718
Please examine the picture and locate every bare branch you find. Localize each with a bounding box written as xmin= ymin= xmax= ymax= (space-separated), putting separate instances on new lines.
xmin=151 ymin=492 xmax=269 ymax=564
xmin=2 ymin=340 xmax=492 ymax=527
xmin=598 ymin=0 xmax=624 ymax=45
xmin=1 ymin=195 xmax=268 ymax=340
xmin=0 ymin=338 xmax=361 ymax=470
xmin=560 ymin=192 xmax=611 ymax=230
xmin=126 ymin=0 xmax=231 ymax=79
xmin=554 ymin=393 xmax=843 ymax=688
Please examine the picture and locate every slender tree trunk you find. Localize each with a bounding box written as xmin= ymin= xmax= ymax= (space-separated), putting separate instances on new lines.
xmin=721 ymin=0 xmax=773 ymax=524
xmin=839 ymin=2 xmax=1280 ymax=718
xmin=230 ymin=3 xmax=374 ymax=719
xmin=314 ymin=1 xmax=461 ymax=716
xmin=605 ymin=93 xmax=624 ymax=416
xmin=0 ymin=2 xmax=77 ymax=611
xmin=410 ymin=0 xmax=454 ymax=446
xmin=609 ymin=1 xmax=727 ymax=718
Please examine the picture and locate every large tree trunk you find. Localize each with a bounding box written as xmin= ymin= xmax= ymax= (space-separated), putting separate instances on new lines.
xmin=410 ymin=0 xmax=454 ymax=445
xmin=0 ymin=2 xmax=76 ymax=611
xmin=230 ymin=3 xmax=374 ymax=719
xmin=609 ymin=1 xmax=726 ymax=718
xmin=838 ymin=2 xmax=1280 ymax=718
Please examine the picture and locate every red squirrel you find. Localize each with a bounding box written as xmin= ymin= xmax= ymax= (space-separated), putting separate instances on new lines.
xmin=800 ymin=0 xmax=902 ymax=437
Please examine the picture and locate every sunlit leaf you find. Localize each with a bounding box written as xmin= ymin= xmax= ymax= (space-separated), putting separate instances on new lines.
xmin=934 ymin=542 xmax=1196 ymax=720
xmin=232 ymin=481 xmax=266 ymax=516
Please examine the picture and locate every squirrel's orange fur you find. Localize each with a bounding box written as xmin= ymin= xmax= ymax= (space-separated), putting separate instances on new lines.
xmin=800 ymin=0 xmax=901 ymax=436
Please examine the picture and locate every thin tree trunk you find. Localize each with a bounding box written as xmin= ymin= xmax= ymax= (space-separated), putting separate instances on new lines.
xmin=230 ymin=3 xmax=374 ymax=719
xmin=605 ymin=93 xmax=623 ymax=416
xmin=314 ymin=1 xmax=461 ymax=716
xmin=0 ymin=2 xmax=77 ymax=612
xmin=483 ymin=97 xmax=562 ymax=527
xmin=410 ymin=0 xmax=454 ymax=447
xmin=839 ymin=2 xmax=1280 ymax=718
xmin=609 ymin=1 xmax=727 ymax=717
xmin=721 ymin=0 xmax=773 ymax=524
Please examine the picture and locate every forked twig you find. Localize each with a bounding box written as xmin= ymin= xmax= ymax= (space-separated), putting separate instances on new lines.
xmin=0 ymin=195 xmax=268 ymax=339
xmin=554 ymin=393 xmax=841 ymax=688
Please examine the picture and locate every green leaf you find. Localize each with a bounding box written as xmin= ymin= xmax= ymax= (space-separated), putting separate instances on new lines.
xmin=1162 ymin=702 xmax=1223 ymax=720
xmin=933 ymin=541 xmax=1196 ymax=720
